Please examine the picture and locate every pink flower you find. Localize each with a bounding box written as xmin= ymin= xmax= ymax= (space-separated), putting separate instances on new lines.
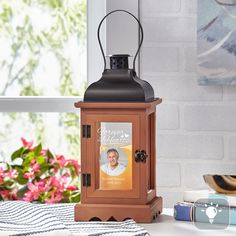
xmin=21 ymin=137 xmax=33 ymax=149
xmin=66 ymin=159 xmax=81 ymax=175
xmin=10 ymin=188 xmax=20 ymax=200
xmin=56 ymin=155 xmax=67 ymax=167
xmin=48 ymin=176 xmax=65 ymax=191
xmin=42 ymin=185 xmax=51 ymax=192
xmin=53 ymin=166 xmax=59 ymax=174
xmin=23 ymin=162 xmax=40 ymax=179
xmin=45 ymin=192 xmax=62 ymax=203
xmin=0 ymin=167 xmax=5 ymax=184
xmin=61 ymin=173 xmax=69 ymax=184
xmin=0 ymin=166 xmax=4 ymax=174
xmin=23 ymin=191 xmax=34 ymax=202
xmin=66 ymin=185 xmax=78 ymax=191
xmin=0 ymin=189 xmax=10 ymax=199
xmin=31 ymin=162 xmax=40 ymax=173
xmin=23 ymin=183 xmax=39 ymax=202
xmin=40 ymin=149 xmax=48 ymax=156
xmin=24 ymin=171 xmax=35 ymax=179
xmin=0 ymin=167 xmax=5 ymax=178
xmin=37 ymin=179 xmax=51 ymax=192
xmin=2 ymin=138 xmax=81 ymax=203
xmin=4 ymin=169 xmax=18 ymax=178
xmin=28 ymin=183 xmax=39 ymax=194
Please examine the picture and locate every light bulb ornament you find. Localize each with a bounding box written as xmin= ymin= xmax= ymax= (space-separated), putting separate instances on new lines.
xmin=201 ymin=202 xmax=222 ymax=224
xmin=194 ymin=198 xmax=229 ymax=229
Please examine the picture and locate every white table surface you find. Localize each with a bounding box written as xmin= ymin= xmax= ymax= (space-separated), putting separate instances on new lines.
xmin=140 ymin=209 xmax=236 ymax=236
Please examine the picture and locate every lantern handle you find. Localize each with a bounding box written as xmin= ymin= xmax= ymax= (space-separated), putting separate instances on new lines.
xmin=97 ymin=9 xmax=144 ymax=71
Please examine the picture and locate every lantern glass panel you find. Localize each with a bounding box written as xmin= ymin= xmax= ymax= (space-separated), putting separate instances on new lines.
xmin=98 ymin=122 xmax=132 ymax=190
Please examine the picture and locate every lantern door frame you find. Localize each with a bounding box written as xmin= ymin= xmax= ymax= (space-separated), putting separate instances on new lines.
xmin=81 ymin=112 xmax=141 ymax=204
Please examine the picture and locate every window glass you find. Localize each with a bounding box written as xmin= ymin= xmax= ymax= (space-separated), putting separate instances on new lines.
xmin=0 ymin=0 xmax=86 ymax=162
xmin=0 ymin=112 xmax=80 ymax=162
xmin=0 ymin=0 xmax=86 ymax=96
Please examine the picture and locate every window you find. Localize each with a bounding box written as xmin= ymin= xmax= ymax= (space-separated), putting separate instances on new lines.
xmin=0 ymin=112 xmax=80 ymax=161
xmin=0 ymin=0 xmax=139 ymax=162
xmin=0 ymin=0 xmax=86 ymax=97
xmin=0 ymin=0 xmax=90 ymax=161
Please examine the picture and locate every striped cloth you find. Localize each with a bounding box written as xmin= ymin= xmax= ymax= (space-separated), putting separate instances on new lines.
xmin=0 ymin=201 xmax=149 ymax=236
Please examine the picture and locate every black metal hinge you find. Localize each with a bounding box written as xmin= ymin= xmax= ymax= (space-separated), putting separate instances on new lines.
xmin=82 ymin=173 xmax=91 ymax=187
xmin=82 ymin=125 xmax=91 ymax=138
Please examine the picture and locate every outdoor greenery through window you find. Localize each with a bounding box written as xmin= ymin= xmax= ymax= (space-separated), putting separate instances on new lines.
xmin=0 ymin=0 xmax=86 ymax=161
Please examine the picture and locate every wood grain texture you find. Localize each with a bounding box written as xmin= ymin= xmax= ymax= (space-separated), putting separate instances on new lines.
xmin=75 ymin=197 xmax=163 ymax=223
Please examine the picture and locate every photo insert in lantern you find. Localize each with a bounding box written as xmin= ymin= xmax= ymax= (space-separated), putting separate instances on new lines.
xmin=99 ymin=122 xmax=132 ymax=190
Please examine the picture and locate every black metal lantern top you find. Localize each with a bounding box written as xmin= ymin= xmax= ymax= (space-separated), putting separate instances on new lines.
xmin=84 ymin=10 xmax=155 ymax=102
xmin=109 ymin=54 xmax=130 ymax=70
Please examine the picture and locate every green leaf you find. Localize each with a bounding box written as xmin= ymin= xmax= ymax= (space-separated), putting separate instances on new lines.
xmin=47 ymin=149 xmax=54 ymax=161
xmin=70 ymin=191 xmax=80 ymax=203
xmin=39 ymin=163 xmax=50 ymax=174
xmin=11 ymin=165 xmax=24 ymax=172
xmin=34 ymin=176 xmax=40 ymax=182
xmin=22 ymin=157 xmax=33 ymax=171
xmin=22 ymin=148 xmax=31 ymax=156
xmin=68 ymin=166 xmax=76 ymax=179
xmin=36 ymin=155 xmax=45 ymax=164
xmin=34 ymin=143 xmax=42 ymax=156
xmin=11 ymin=147 xmax=31 ymax=161
xmin=16 ymin=172 xmax=28 ymax=185
xmin=11 ymin=147 xmax=24 ymax=161
xmin=3 ymin=179 xmax=15 ymax=188
xmin=17 ymin=186 xmax=28 ymax=198
xmin=5 ymin=163 xmax=11 ymax=172
xmin=62 ymin=190 xmax=70 ymax=199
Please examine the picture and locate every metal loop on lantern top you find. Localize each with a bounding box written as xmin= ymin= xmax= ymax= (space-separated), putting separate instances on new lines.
xmin=97 ymin=9 xmax=144 ymax=71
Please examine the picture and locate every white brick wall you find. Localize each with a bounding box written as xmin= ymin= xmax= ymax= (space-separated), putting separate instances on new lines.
xmin=157 ymin=104 xmax=179 ymax=130
xmin=143 ymin=17 xmax=196 ymax=43
xmin=158 ymin=134 xmax=223 ymax=160
xmin=142 ymin=47 xmax=180 ymax=73
xmin=147 ymin=76 xmax=222 ymax=101
xmin=157 ymin=162 xmax=181 ymax=187
xmin=185 ymin=105 xmax=236 ymax=131
xmin=142 ymin=0 xmax=181 ymax=15
xmin=140 ymin=0 xmax=236 ymax=207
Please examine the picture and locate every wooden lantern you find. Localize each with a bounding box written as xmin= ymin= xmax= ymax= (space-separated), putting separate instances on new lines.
xmin=74 ymin=10 xmax=163 ymax=223
xmin=74 ymin=100 xmax=162 ymax=223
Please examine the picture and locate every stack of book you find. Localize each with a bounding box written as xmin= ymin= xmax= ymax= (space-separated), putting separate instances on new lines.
xmin=174 ymin=189 xmax=236 ymax=225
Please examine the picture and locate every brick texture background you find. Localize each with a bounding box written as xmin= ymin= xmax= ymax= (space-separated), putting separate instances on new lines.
xmin=140 ymin=0 xmax=236 ymax=207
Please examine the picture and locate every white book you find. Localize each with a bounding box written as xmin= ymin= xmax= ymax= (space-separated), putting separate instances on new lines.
xmin=183 ymin=189 xmax=236 ymax=207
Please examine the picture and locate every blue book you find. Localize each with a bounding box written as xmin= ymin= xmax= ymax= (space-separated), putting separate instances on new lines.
xmin=174 ymin=202 xmax=194 ymax=222
xmin=174 ymin=201 xmax=236 ymax=225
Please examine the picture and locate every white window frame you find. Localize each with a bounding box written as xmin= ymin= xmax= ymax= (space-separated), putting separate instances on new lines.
xmin=0 ymin=0 xmax=139 ymax=113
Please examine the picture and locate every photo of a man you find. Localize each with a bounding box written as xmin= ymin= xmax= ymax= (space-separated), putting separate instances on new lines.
xmin=101 ymin=148 xmax=126 ymax=176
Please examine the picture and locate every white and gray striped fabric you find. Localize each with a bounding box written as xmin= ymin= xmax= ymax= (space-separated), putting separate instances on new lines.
xmin=0 ymin=201 xmax=149 ymax=236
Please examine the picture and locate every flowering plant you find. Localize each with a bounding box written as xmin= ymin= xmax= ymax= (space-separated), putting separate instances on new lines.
xmin=0 ymin=138 xmax=80 ymax=203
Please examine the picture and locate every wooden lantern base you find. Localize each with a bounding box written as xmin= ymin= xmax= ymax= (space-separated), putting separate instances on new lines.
xmin=74 ymin=196 xmax=163 ymax=223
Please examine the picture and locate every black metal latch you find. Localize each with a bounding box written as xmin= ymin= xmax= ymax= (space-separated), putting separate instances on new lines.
xmin=135 ymin=150 xmax=148 ymax=163
xmin=82 ymin=125 xmax=91 ymax=138
xmin=82 ymin=173 xmax=91 ymax=187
